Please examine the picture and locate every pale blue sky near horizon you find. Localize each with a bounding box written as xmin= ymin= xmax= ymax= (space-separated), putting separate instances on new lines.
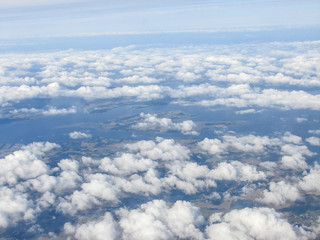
xmin=0 ymin=0 xmax=319 ymax=40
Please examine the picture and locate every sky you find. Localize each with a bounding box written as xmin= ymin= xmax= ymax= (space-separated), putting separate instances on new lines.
xmin=0 ymin=0 xmax=320 ymax=39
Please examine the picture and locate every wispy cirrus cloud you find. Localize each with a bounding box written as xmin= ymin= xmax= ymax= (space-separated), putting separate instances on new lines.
xmin=1 ymin=0 xmax=319 ymax=39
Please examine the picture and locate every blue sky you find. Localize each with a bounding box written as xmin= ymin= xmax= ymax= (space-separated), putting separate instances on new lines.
xmin=1 ymin=0 xmax=319 ymax=39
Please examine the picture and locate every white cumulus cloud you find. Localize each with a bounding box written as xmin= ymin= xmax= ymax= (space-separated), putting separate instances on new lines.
xmin=118 ymin=200 xmax=204 ymax=240
xmin=69 ymin=131 xmax=92 ymax=139
xmin=306 ymin=136 xmax=320 ymax=146
xmin=133 ymin=113 xmax=198 ymax=135
xmin=206 ymin=207 xmax=314 ymax=240
xmin=258 ymin=181 xmax=301 ymax=206
xmin=64 ymin=212 xmax=120 ymax=240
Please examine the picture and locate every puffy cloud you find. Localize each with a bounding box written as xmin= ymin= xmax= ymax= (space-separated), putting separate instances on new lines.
xmin=81 ymin=156 xmax=101 ymax=167
xmin=58 ymin=190 xmax=99 ymax=215
xmin=42 ymin=106 xmax=77 ymax=116
xmin=36 ymin=191 xmax=56 ymax=209
xmin=64 ymin=212 xmax=120 ymax=240
xmin=265 ymin=73 xmax=320 ymax=87
xmin=26 ymin=174 xmax=57 ymax=193
xmin=81 ymin=174 xmax=119 ymax=202
xmin=222 ymin=135 xmax=277 ymax=153
xmin=0 ymin=142 xmax=59 ymax=186
xmin=281 ymin=144 xmax=313 ymax=157
xmin=298 ymin=163 xmax=320 ymax=193
xmin=282 ymin=132 xmax=302 ymax=145
xmin=199 ymin=132 xmax=314 ymax=173
xmin=280 ymin=144 xmax=314 ymax=170
xmin=118 ymin=200 xmax=204 ymax=240
xmin=164 ymin=162 xmax=216 ymax=194
xmin=197 ymin=138 xmax=224 ymax=155
xmin=125 ymin=137 xmax=190 ymax=162
xmin=210 ymin=161 xmax=266 ymax=182
xmin=115 ymin=75 xmax=159 ymax=84
xmin=0 ymin=83 xmax=60 ymax=106
xmin=0 ymin=41 xmax=319 ymax=111
xmin=236 ymin=108 xmax=262 ymax=114
xmin=99 ymin=153 xmax=156 ymax=176
xmin=67 ymin=85 xmax=167 ymax=101
xmin=306 ymin=136 xmax=320 ymax=146
xmin=69 ymin=131 xmax=92 ymax=139
xmin=58 ymin=159 xmax=80 ymax=172
xmin=197 ymin=88 xmax=320 ymax=110
xmin=198 ymin=134 xmax=279 ymax=156
xmin=133 ymin=113 xmax=198 ymax=135
xmin=100 ymin=157 xmax=216 ymax=196
xmin=54 ymin=136 xmax=219 ymax=202
xmin=169 ymin=83 xmax=252 ymax=100
xmin=58 ymin=168 xmax=160 ymax=215
xmin=0 ymin=187 xmax=36 ymax=228
xmin=206 ymin=207 xmax=312 ymax=240
xmin=0 ymin=142 xmax=61 ymax=228
xmin=54 ymin=169 xmax=83 ymax=194
xmin=0 ymin=132 xmax=317 ymax=238
xmin=260 ymin=89 xmax=320 ymax=110
xmin=9 ymin=106 xmax=77 ymax=116
xmin=259 ymin=161 xmax=277 ymax=170
xmin=9 ymin=107 xmax=42 ymax=115
xmin=112 ymin=171 xmax=163 ymax=195
xmin=115 ymin=137 xmax=219 ymax=194
xmin=176 ymin=70 xmax=200 ymax=82
xmin=280 ymin=154 xmax=308 ymax=170
xmin=258 ymin=181 xmax=301 ymax=206
xmin=308 ymin=129 xmax=320 ymax=135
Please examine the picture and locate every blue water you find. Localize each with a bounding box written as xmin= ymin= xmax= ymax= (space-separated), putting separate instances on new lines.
xmin=1 ymin=96 xmax=319 ymax=145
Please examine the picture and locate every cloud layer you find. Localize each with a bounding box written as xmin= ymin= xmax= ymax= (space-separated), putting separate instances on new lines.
xmin=0 ymin=129 xmax=319 ymax=238
xmin=1 ymin=41 xmax=320 ymax=112
xmin=0 ymin=40 xmax=319 ymax=239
